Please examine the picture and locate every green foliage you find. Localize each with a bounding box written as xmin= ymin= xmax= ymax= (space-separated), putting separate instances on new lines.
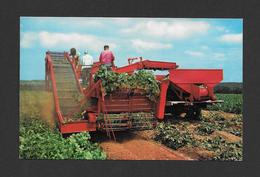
xmin=154 ymin=122 xmax=195 ymax=150
xmin=196 ymin=122 xmax=215 ymax=135
xmin=227 ymin=115 xmax=243 ymax=137
xmin=94 ymin=66 xmax=160 ymax=101
xmin=19 ymin=118 xmax=106 ymax=160
xmin=154 ymin=113 xmax=243 ymax=161
xmin=207 ymin=94 xmax=242 ymax=114
xmin=200 ymin=112 xmax=243 ymax=137
xmin=201 ymin=136 xmax=242 ymax=161
xmin=199 ymin=119 xmax=243 ymax=160
xmin=201 ymin=113 xmax=229 ymax=130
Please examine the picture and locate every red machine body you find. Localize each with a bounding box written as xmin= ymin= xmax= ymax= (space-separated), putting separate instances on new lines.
xmin=45 ymin=52 xmax=223 ymax=134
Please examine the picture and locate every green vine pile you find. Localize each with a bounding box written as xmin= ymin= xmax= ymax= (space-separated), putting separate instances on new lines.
xmin=19 ymin=117 xmax=106 ymax=159
xmin=94 ymin=65 xmax=160 ymax=101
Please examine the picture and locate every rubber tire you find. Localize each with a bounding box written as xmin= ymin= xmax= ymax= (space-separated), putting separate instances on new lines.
xmin=171 ymin=105 xmax=186 ymax=118
xmin=186 ymin=106 xmax=202 ymax=120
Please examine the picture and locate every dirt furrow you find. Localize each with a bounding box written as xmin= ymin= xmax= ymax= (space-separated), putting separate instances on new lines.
xmin=95 ymin=132 xmax=192 ymax=160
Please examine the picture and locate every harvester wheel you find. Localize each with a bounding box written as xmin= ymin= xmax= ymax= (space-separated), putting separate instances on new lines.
xmin=171 ymin=105 xmax=186 ymax=118
xmin=186 ymin=106 xmax=202 ymax=120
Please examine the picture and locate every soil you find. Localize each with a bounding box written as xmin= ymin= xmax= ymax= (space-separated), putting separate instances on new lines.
xmin=92 ymin=132 xmax=192 ymax=160
xmin=132 ymin=130 xmax=155 ymax=140
xmin=91 ymin=108 xmax=242 ymax=160
xmin=177 ymin=147 xmax=215 ymax=160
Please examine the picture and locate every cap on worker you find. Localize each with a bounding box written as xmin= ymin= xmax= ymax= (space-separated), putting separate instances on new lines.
xmin=84 ymin=50 xmax=88 ymax=54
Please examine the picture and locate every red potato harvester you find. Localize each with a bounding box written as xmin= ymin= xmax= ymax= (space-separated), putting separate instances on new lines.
xmin=45 ymin=51 xmax=223 ymax=138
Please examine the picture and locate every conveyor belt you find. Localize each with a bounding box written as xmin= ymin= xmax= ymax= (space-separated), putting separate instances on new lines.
xmin=49 ymin=52 xmax=84 ymax=121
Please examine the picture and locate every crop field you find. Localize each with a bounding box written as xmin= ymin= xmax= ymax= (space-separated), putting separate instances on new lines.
xmin=19 ymin=90 xmax=106 ymax=160
xmin=154 ymin=111 xmax=242 ymax=160
xmin=150 ymin=93 xmax=243 ymax=160
xmin=207 ymin=94 xmax=242 ymax=114
xmin=19 ymin=81 xmax=243 ymax=160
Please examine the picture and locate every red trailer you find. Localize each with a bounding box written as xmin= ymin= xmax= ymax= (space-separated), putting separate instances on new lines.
xmin=45 ymin=51 xmax=223 ymax=137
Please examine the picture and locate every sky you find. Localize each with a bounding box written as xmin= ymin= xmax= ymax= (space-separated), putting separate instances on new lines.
xmin=20 ymin=17 xmax=243 ymax=82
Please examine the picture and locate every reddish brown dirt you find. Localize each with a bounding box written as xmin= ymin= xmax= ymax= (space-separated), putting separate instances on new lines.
xmin=91 ymin=109 xmax=243 ymax=160
xmin=94 ymin=132 xmax=192 ymax=160
xmin=177 ymin=147 xmax=215 ymax=160
xmin=133 ymin=130 xmax=155 ymax=140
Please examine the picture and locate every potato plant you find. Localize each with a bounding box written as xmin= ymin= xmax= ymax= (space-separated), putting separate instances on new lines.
xmin=200 ymin=136 xmax=242 ymax=161
xmin=19 ymin=90 xmax=106 ymax=160
xmin=196 ymin=122 xmax=215 ymax=135
xmin=94 ymin=65 xmax=160 ymax=101
xmin=154 ymin=114 xmax=243 ymax=161
xmin=154 ymin=122 xmax=195 ymax=150
xmin=207 ymin=94 xmax=242 ymax=114
xmin=199 ymin=112 xmax=243 ymax=137
xmin=19 ymin=117 xmax=106 ymax=160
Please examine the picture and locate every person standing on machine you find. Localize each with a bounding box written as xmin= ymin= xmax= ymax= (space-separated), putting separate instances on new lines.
xmin=81 ymin=50 xmax=93 ymax=85
xmin=99 ymin=45 xmax=115 ymax=69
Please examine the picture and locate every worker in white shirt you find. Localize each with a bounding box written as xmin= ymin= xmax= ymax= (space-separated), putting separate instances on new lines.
xmin=81 ymin=50 xmax=94 ymax=85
